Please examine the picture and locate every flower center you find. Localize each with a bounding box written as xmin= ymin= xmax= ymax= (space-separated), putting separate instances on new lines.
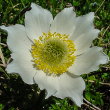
xmin=31 ymin=32 xmax=76 ymax=75
xmin=42 ymin=39 xmax=67 ymax=65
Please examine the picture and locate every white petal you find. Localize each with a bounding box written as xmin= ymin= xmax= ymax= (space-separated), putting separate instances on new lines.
xmin=70 ymin=12 xmax=94 ymax=41
xmin=34 ymin=70 xmax=58 ymax=97
xmin=74 ymin=29 xmax=100 ymax=55
xmin=50 ymin=7 xmax=76 ymax=35
xmin=0 ymin=24 xmax=32 ymax=53
xmin=68 ymin=47 xmax=109 ymax=75
xmin=6 ymin=52 xmax=36 ymax=84
xmin=54 ymin=73 xmax=85 ymax=107
xmin=25 ymin=3 xmax=53 ymax=40
xmin=0 ymin=24 xmax=36 ymax=84
xmin=34 ymin=71 xmax=85 ymax=107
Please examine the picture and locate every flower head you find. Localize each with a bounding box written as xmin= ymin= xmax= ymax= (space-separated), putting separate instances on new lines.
xmin=0 ymin=3 xmax=109 ymax=107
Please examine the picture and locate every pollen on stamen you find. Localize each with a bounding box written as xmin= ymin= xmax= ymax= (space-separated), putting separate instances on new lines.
xmin=31 ymin=32 xmax=76 ymax=75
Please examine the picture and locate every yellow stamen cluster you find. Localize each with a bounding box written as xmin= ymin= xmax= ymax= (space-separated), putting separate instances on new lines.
xmin=31 ymin=32 xmax=76 ymax=75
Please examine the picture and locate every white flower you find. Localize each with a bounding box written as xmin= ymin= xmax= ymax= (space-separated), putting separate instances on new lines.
xmin=0 ymin=3 xmax=109 ymax=107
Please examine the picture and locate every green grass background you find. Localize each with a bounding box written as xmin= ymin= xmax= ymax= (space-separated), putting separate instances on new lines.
xmin=0 ymin=0 xmax=110 ymax=110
